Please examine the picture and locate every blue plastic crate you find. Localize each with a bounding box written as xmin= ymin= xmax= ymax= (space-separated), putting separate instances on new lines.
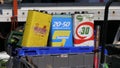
xmin=17 ymin=47 xmax=40 ymax=56
xmin=70 ymin=47 xmax=94 ymax=54
xmin=17 ymin=47 xmax=96 ymax=56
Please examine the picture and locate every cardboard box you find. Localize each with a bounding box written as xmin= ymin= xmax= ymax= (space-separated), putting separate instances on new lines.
xmin=73 ymin=14 xmax=94 ymax=47
xmin=22 ymin=10 xmax=52 ymax=47
xmin=49 ymin=15 xmax=73 ymax=47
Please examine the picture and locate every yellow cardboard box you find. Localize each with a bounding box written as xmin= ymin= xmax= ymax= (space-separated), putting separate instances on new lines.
xmin=22 ymin=10 xmax=52 ymax=47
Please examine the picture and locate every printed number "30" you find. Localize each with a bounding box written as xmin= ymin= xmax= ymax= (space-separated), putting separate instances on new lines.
xmin=81 ymin=27 xmax=90 ymax=35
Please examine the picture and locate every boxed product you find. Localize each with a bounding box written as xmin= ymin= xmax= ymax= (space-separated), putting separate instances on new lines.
xmin=73 ymin=14 xmax=94 ymax=47
xmin=22 ymin=10 xmax=52 ymax=47
xmin=49 ymin=15 xmax=73 ymax=47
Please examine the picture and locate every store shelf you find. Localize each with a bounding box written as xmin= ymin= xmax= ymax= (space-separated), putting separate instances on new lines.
xmin=0 ymin=3 xmax=120 ymax=22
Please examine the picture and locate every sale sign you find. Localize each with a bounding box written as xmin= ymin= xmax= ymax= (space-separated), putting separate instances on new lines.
xmin=73 ymin=14 xmax=94 ymax=47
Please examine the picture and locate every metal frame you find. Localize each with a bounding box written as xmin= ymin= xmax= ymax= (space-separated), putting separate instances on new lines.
xmin=0 ymin=3 xmax=120 ymax=22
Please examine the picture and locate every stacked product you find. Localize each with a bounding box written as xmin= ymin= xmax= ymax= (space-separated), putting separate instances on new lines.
xmin=73 ymin=14 xmax=94 ymax=47
xmin=49 ymin=14 xmax=73 ymax=47
xmin=22 ymin=10 xmax=52 ymax=47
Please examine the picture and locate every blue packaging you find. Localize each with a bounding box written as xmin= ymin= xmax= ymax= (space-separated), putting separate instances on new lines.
xmin=49 ymin=15 xmax=73 ymax=47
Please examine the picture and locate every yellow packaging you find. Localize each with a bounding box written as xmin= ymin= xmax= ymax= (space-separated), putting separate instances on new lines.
xmin=22 ymin=10 xmax=52 ymax=47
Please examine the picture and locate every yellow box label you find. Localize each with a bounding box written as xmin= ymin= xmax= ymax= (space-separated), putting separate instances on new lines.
xmin=22 ymin=10 xmax=52 ymax=47
xmin=52 ymin=30 xmax=70 ymax=47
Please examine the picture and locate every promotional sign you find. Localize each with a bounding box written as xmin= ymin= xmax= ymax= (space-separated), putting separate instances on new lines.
xmin=50 ymin=15 xmax=73 ymax=47
xmin=74 ymin=14 xmax=94 ymax=47
xmin=22 ymin=10 xmax=52 ymax=47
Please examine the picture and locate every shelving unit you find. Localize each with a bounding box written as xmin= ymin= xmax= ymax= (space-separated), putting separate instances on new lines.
xmin=1 ymin=1 xmax=119 ymax=68
xmin=0 ymin=3 xmax=120 ymax=22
